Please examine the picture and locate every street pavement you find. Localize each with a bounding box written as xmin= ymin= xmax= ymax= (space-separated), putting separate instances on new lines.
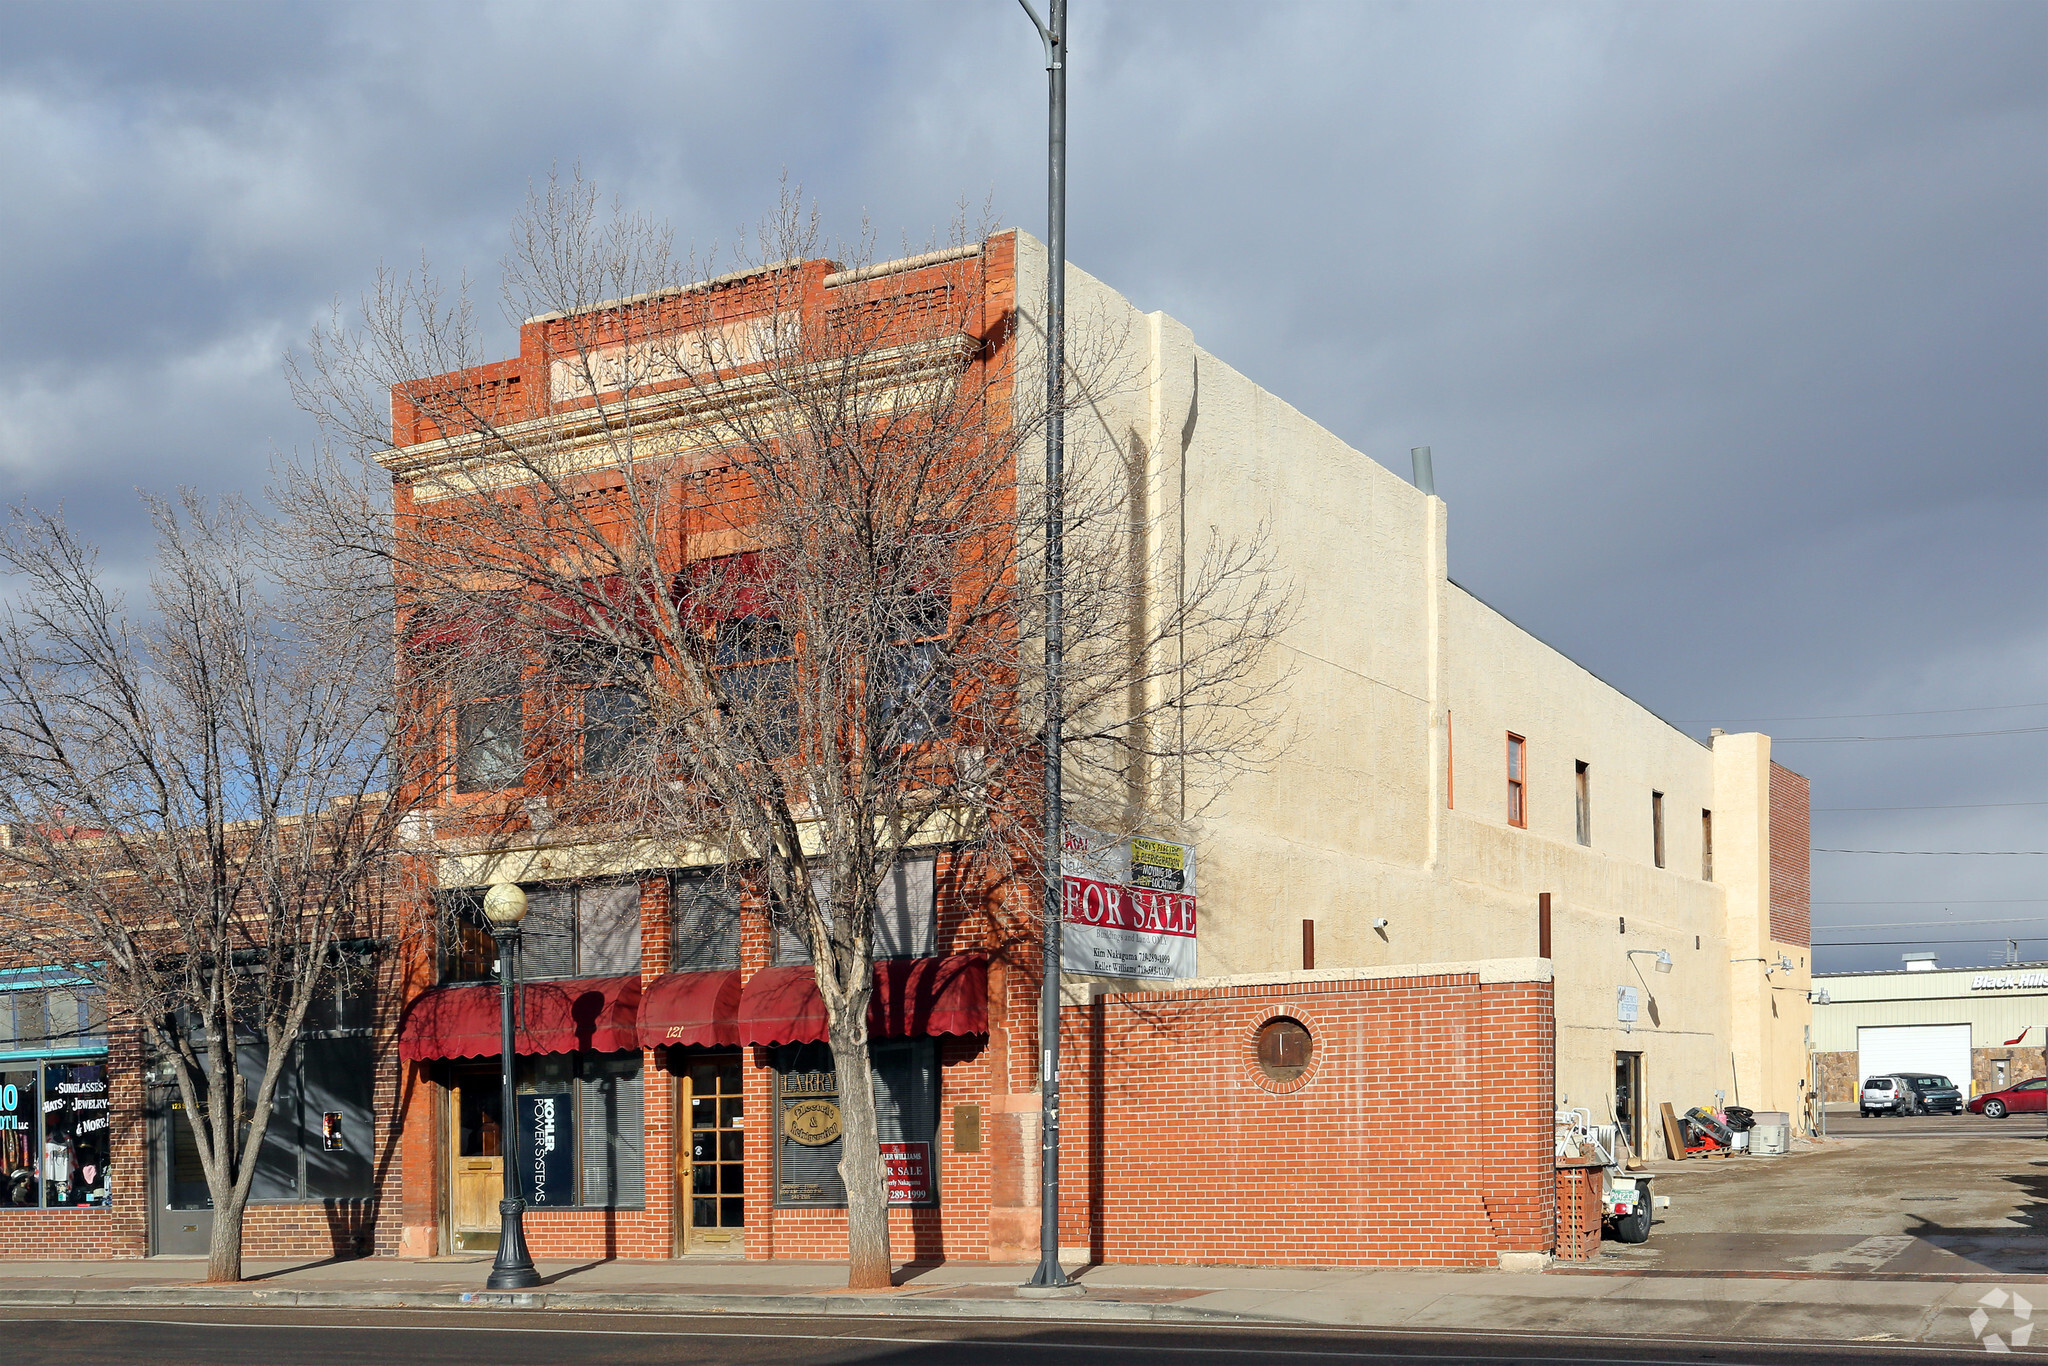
xmin=0 ymin=1127 xmax=2039 ymax=1355
xmin=0 ymin=1306 xmax=1987 ymax=1365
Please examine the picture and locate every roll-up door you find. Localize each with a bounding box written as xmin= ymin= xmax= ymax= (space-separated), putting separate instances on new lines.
xmin=1858 ymin=1024 xmax=1972 ymax=1092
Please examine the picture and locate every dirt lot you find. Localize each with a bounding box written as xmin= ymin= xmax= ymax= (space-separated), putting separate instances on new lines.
xmin=1587 ymin=1114 xmax=2048 ymax=1276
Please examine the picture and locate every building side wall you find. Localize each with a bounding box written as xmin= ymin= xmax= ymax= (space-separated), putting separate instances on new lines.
xmin=1051 ymin=972 xmax=1555 ymax=1268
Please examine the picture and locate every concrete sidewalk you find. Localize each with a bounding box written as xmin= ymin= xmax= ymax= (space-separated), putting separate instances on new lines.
xmin=0 ymin=1253 xmax=2023 ymax=1350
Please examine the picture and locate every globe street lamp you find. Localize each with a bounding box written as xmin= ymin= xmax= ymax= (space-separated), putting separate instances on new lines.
xmin=482 ymin=881 xmax=541 ymax=1290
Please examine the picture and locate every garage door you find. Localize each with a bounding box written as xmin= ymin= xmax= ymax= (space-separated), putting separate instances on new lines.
xmin=1859 ymin=1024 xmax=1972 ymax=1095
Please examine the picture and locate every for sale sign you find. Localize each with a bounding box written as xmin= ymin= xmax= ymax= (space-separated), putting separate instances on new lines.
xmin=1060 ymin=826 xmax=1198 ymax=981
xmin=880 ymin=1141 xmax=934 ymax=1204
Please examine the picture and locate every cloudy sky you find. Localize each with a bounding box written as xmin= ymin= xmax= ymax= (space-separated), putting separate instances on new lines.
xmin=0 ymin=0 xmax=2040 ymax=970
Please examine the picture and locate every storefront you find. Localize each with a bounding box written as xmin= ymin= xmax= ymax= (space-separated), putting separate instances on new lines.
xmin=396 ymin=858 xmax=992 ymax=1263
xmin=0 ymin=969 xmax=111 ymax=1213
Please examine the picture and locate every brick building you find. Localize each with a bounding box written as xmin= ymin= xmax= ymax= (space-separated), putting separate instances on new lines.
xmin=0 ymin=229 xmax=1806 ymax=1267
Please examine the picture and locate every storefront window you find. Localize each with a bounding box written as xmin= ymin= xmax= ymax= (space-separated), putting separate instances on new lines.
xmin=156 ymin=971 xmax=377 ymax=1206
xmin=772 ymin=1039 xmax=938 ymax=1208
xmin=507 ymin=1052 xmax=644 ymax=1209
xmin=0 ymin=968 xmax=113 ymax=1212
xmin=0 ymin=1061 xmax=111 ymax=1209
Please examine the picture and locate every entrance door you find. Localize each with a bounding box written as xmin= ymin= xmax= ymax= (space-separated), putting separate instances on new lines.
xmin=147 ymin=1086 xmax=212 ymax=1255
xmin=449 ymin=1065 xmax=504 ymax=1253
xmin=1615 ymin=1051 xmax=1644 ymax=1156
xmin=676 ymin=1052 xmax=745 ymax=1253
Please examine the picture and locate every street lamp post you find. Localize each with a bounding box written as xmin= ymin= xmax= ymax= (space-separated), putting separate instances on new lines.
xmin=482 ymin=882 xmax=541 ymax=1290
xmin=1017 ymin=0 xmax=1072 ymax=1295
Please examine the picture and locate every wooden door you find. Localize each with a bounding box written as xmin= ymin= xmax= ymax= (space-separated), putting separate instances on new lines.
xmin=676 ymin=1053 xmax=745 ymax=1253
xmin=449 ymin=1066 xmax=505 ymax=1251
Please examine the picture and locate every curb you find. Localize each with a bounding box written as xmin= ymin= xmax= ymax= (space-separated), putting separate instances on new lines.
xmin=0 ymin=1287 xmax=1258 ymax=1324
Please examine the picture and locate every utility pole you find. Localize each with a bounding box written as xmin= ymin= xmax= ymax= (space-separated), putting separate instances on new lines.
xmin=1017 ymin=0 xmax=1072 ymax=1295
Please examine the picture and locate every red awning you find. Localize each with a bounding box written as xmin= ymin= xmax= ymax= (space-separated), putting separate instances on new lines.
xmin=735 ymin=954 xmax=990 ymax=1049
xmin=736 ymin=966 xmax=828 ymax=1047
xmin=637 ymin=969 xmax=744 ymax=1049
xmin=399 ymin=975 xmax=643 ymax=1061
xmin=871 ymin=953 xmax=989 ymax=1039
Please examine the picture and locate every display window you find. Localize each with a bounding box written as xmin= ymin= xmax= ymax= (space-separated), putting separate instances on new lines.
xmin=0 ymin=1060 xmax=110 ymax=1209
xmin=772 ymin=1039 xmax=938 ymax=1208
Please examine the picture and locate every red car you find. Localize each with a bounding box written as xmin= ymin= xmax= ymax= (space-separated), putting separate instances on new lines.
xmin=1969 ymin=1079 xmax=2047 ymax=1117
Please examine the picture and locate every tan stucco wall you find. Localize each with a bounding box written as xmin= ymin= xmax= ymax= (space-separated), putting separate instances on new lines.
xmin=1008 ymin=230 xmax=1813 ymax=1132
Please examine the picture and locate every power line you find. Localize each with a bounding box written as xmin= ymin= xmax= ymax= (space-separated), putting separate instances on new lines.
xmin=1816 ymin=917 xmax=2047 ymax=930
xmin=1815 ymin=936 xmax=2048 ymax=947
xmin=1774 ymin=726 xmax=2048 ymax=743
xmin=1681 ymin=702 xmax=2048 ymax=724
xmin=1816 ymin=898 xmax=2047 ymax=905
xmin=1814 ymin=848 xmax=2047 ymax=855
xmin=1815 ymin=801 xmax=2048 ymax=812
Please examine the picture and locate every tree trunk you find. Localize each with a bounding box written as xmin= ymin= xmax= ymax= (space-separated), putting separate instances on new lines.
xmin=205 ymin=1196 xmax=246 ymax=1283
xmin=830 ymin=1016 xmax=892 ymax=1290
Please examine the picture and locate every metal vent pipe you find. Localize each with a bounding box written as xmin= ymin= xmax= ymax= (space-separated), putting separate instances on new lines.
xmin=1411 ymin=446 xmax=1436 ymax=496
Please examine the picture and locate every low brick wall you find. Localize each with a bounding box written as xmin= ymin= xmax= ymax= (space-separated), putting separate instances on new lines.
xmin=1054 ymin=970 xmax=1556 ymax=1268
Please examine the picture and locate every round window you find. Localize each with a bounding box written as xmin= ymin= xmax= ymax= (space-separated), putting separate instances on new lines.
xmin=1255 ymin=1017 xmax=1313 ymax=1083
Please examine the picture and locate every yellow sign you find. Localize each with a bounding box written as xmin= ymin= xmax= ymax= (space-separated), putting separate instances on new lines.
xmin=783 ymin=1098 xmax=842 ymax=1147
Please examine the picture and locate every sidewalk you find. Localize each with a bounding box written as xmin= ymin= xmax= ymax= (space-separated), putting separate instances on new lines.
xmin=0 ymin=1253 xmax=2019 ymax=1349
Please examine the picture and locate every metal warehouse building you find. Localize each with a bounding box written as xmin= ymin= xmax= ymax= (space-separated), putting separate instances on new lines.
xmin=1814 ymin=959 xmax=2048 ymax=1105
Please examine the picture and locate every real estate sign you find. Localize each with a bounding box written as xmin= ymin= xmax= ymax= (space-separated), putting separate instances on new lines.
xmin=1060 ymin=826 xmax=1198 ymax=981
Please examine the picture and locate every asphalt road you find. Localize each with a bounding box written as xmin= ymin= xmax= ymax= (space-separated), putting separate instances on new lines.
xmin=0 ymin=1308 xmax=1972 ymax=1366
xmin=1824 ymin=1110 xmax=2048 ymax=1138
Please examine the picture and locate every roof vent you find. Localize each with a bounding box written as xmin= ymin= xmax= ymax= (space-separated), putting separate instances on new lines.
xmin=1410 ymin=446 xmax=1436 ymax=496
xmin=1902 ymin=953 xmax=1938 ymax=972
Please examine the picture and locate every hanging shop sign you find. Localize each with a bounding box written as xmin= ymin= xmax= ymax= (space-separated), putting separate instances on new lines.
xmin=518 ymin=1092 xmax=575 ymax=1208
xmin=1060 ymin=826 xmax=1198 ymax=981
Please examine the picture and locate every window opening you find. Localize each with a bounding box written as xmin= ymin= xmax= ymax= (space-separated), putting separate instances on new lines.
xmin=772 ymin=1039 xmax=938 ymax=1207
xmin=456 ymin=691 xmax=523 ymax=792
xmin=581 ymin=685 xmax=648 ymax=776
xmin=441 ymin=881 xmax=641 ymax=983
xmin=1506 ymin=734 xmax=1527 ymax=828
xmin=1575 ymin=761 xmax=1591 ymax=846
xmin=715 ymin=615 xmax=796 ymax=756
xmin=1255 ymin=1017 xmax=1314 ymax=1084
xmin=1652 ymin=791 xmax=1666 ymax=869
xmin=672 ymin=871 xmax=743 ymax=972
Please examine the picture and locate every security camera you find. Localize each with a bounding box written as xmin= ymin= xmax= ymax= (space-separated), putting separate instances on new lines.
xmin=1371 ymin=917 xmax=1389 ymax=930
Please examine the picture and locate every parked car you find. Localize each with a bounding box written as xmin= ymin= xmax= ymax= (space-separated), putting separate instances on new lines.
xmin=1895 ymin=1074 xmax=1964 ymax=1114
xmin=1969 ymin=1078 xmax=2047 ymax=1119
xmin=1860 ymin=1075 xmax=1906 ymax=1117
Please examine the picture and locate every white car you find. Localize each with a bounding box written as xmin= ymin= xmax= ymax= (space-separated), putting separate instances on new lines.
xmin=1860 ymin=1075 xmax=1906 ymax=1117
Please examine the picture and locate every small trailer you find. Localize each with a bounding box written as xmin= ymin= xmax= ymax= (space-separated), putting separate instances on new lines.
xmin=1556 ymin=1108 xmax=1659 ymax=1244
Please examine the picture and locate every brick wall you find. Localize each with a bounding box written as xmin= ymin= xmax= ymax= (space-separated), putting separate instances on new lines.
xmin=1053 ymin=972 xmax=1556 ymax=1268
xmin=1769 ymin=763 xmax=1811 ymax=948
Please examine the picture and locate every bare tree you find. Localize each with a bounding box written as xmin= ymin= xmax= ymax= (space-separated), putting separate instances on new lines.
xmin=288 ymin=174 xmax=1292 ymax=1288
xmin=0 ymin=494 xmax=432 ymax=1283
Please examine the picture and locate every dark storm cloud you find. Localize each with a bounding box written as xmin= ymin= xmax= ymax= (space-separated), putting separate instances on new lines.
xmin=0 ymin=0 xmax=2039 ymax=968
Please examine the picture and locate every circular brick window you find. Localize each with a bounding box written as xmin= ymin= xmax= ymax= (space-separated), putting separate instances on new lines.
xmin=1254 ymin=1016 xmax=1314 ymax=1084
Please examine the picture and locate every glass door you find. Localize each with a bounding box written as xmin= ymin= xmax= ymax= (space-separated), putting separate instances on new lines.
xmin=677 ymin=1053 xmax=744 ymax=1253
xmin=449 ymin=1065 xmax=503 ymax=1252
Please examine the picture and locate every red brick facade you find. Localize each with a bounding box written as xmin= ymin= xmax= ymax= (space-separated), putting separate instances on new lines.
xmin=1055 ymin=973 xmax=1557 ymax=1268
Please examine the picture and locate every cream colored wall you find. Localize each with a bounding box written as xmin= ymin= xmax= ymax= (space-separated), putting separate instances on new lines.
xmin=1007 ymin=230 xmax=1812 ymax=1129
